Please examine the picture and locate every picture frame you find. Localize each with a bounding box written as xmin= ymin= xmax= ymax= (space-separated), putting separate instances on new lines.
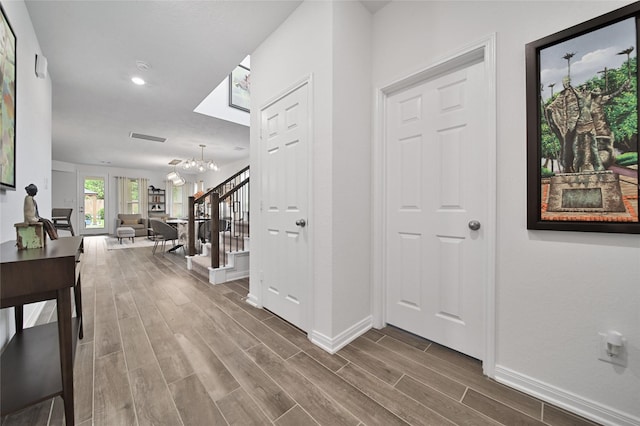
xmin=526 ymin=2 xmax=640 ymax=234
xmin=0 ymin=3 xmax=16 ymax=191
xmin=229 ymin=64 xmax=250 ymax=112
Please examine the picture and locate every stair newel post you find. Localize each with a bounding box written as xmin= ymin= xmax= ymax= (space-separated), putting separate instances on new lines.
xmin=210 ymin=192 xmax=220 ymax=268
xmin=188 ymin=196 xmax=196 ymax=256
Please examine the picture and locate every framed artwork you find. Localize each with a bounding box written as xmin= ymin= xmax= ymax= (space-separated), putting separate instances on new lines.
xmin=0 ymin=3 xmax=16 ymax=191
xmin=229 ymin=64 xmax=250 ymax=112
xmin=526 ymin=2 xmax=640 ymax=234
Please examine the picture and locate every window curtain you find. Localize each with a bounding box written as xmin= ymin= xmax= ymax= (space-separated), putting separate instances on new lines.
xmin=138 ymin=178 xmax=149 ymax=214
xmin=116 ymin=176 xmax=128 ymax=214
xmin=165 ymin=179 xmax=174 ymax=216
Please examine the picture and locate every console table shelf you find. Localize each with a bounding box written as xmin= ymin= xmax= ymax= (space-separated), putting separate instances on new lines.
xmin=0 ymin=319 xmax=81 ymax=414
xmin=0 ymin=236 xmax=84 ymax=425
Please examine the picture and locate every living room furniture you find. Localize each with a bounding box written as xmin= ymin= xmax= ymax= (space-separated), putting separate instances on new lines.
xmin=148 ymin=188 xmax=165 ymax=215
xmin=150 ymin=219 xmax=178 ymax=254
xmin=115 ymin=213 xmax=147 ymax=237
xmin=116 ymin=226 xmax=135 ymax=243
xmin=52 ymin=208 xmax=75 ymax=236
xmin=0 ymin=236 xmax=84 ymax=426
xmin=147 ymin=212 xmax=170 ymax=238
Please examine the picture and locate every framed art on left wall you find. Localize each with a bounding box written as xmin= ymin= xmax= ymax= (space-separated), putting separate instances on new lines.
xmin=0 ymin=3 xmax=16 ymax=191
xmin=526 ymin=2 xmax=640 ymax=234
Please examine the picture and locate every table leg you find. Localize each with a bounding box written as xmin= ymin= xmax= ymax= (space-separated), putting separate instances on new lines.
xmin=14 ymin=305 xmax=23 ymax=333
xmin=74 ymin=275 xmax=83 ymax=340
xmin=56 ymin=289 xmax=75 ymax=426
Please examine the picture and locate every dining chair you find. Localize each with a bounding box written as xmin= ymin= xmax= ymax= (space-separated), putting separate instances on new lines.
xmin=51 ymin=208 xmax=75 ymax=236
xmin=150 ymin=219 xmax=178 ymax=255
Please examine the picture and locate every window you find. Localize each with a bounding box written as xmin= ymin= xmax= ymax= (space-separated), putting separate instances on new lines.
xmin=171 ymin=185 xmax=184 ymax=218
xmin=126 ymin=179 xmax=140 ymax=214
xmin=117 ymin=176 xmax=148 ymax=215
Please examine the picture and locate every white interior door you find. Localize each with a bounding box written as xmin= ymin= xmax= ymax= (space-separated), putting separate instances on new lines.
xmin=385 ymin=60 xmax=488 ymax=360
xmin=260 ymin=82 xmax=310 ymax=331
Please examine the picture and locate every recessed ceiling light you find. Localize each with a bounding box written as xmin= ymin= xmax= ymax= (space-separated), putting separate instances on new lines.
xmin=131 ymin=76 xmax=145 ymax=85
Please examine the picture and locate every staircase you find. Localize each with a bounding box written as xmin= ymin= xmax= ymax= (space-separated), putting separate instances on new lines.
xmin=185 ymin=166 xmax=250 ymax=284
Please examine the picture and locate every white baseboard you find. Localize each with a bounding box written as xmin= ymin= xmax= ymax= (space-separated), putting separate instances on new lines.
xmin=309 ymin=315 xmax=373 ymax=354
xmin=208 ymin=251 xmax=250 ymax=284
xmin=187 ymin=251 xmax=250 ymax=285
xmin=494 ymin=365 xmax=640 ymax=426
xmin=208 ymin=265 xmax=231 ymax=284
xmin=246 ymin=292 xmax=261 ymax=308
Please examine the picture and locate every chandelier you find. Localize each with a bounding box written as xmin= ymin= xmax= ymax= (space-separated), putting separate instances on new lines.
xmin=183 ymin=144 xmax=219 ymax=173
xmin=166 ymin=161 xmax=185 ymax=186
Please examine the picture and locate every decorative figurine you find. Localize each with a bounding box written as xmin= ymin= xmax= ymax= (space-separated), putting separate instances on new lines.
xmin=24 ymin=183 xmax=58 ymax=240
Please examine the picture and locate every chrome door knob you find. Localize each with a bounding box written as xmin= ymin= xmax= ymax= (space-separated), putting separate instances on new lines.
xmin=468 ymin=220 xmax=481 ymax=231
xmin=295 ymin=219 xmax=306 ymax=227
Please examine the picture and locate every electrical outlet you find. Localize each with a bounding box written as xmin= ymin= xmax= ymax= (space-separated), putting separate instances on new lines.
xmin=598 ymin=332 xmax=627 ymax=367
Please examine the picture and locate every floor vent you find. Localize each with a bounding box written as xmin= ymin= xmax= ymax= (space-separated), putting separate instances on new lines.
xmin=129 ymin=132 xmax=166 ymax=143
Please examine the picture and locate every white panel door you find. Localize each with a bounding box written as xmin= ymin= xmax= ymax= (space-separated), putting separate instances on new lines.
xmin=260 ymin=82 xmax=309 ymax=331
xmin=386 ymin=61 xmax=487 ymax=359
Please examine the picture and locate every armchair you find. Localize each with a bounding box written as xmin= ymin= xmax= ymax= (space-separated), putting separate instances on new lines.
xmin=115 ymin=213 xmax=147 ymax=237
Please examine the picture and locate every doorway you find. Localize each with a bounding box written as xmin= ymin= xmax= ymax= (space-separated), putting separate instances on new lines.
xmin=374 ymin=37 xmax=496 ymax=372
xmin=79 ymin=174 xmax=107 ymax=235
xmin=259 ymin=79 xmax=311 ymax=331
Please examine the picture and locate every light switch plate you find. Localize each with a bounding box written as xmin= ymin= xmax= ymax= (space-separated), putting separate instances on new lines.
xmin=598 ymin=332 xmax=627 ymax=367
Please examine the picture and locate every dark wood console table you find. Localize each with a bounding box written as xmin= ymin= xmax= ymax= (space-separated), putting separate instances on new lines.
xmin=1 ymin=236 xmax=84 ymax=425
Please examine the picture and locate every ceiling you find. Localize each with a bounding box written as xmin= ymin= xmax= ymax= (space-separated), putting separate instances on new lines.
xmin=25 ymin=0 xmax=302 ymax=174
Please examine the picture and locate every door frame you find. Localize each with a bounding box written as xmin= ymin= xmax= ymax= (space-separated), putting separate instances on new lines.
xmin=372 ymin=34 xmax=497 ymax=377
xmin=78 ymin=172 xmax=109 ymax=235
xmin=252 ymin=75 xmax=315 ymax=333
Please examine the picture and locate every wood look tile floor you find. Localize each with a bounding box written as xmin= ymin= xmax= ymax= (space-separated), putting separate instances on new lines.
xmin=2 ymin=236 xmax=601 ymax=426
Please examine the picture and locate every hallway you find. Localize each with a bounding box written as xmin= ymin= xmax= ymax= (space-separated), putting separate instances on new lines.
xmin=2 ymin=236 xmax=598 ymax=425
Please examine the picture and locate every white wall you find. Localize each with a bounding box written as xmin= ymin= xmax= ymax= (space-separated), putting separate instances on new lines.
xmin=372 ymin=1 xmax=639 ymax=423
xmin=52 ymin=169 xmax=77 ymax=233
xmin=0 ymin=0 xmax=52 ymax=347
xmin=330 ymin=1 xmax=372 ymax=337
xmin=207 ymin=157 xmax=249 ymax=189
xmin=250 ymin=0 xmax=373 ymax=346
